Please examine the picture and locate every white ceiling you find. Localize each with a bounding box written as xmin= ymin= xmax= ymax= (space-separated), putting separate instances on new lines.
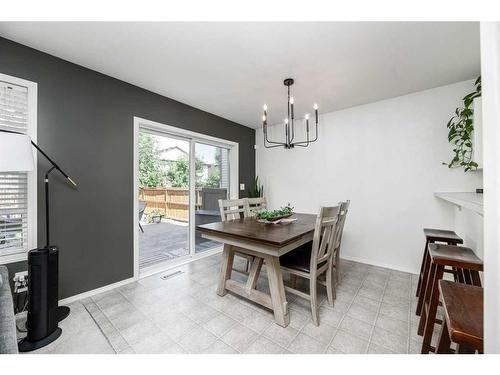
xmin=0 ymin=22 xmax=480 ymax=128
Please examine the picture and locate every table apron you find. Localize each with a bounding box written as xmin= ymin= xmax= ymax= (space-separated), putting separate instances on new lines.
xmin=199 ymin=232 xmax=313 ymax=257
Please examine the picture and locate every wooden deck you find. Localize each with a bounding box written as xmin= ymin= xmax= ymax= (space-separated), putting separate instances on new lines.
xmin=139 ymin=221 xmax=219 ymax=269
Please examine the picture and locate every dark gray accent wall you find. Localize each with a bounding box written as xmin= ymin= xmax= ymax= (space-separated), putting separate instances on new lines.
xmin=0 ymin=37 xmax=255 ymax=299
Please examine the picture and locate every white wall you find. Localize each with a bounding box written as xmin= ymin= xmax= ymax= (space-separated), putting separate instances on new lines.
xmin=453 ymin=207 xmax=484 ymax=261
xmin=480 ymin=21 xmax=500 ymax=354
xmin=256 ymin=80 xmax=482 ymax=274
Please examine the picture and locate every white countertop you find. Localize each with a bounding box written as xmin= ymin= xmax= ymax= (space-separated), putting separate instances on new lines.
xmin=434 ymin=192 xmax=483 ymax=215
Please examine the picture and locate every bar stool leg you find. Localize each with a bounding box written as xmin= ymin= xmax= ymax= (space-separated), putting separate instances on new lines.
xmin=436 ymin=320 xmax=452 ymax=354
xmin=418 ymin=262 xmax=436 ymax=335
xmin=416 ymin=239 xmax=430 ymax=297
xmin=457 ymin=268 xmax=465 ymax=283
xmin=471 ymin=270 xmax=482 ymax=287
xmin=416 ymin=249 xmax=432 ymax=316
xmin=421 ymin=264 xmax=445 ymax=353
xmin=463 ymin=269 xmax=472 ymax=284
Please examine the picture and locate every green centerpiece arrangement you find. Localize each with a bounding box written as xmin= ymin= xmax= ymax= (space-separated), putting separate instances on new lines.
xmin=256 ymin=204 xmax=294 ymax=223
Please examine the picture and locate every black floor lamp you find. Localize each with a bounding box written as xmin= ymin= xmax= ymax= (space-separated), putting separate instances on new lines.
xmin=0 ymin=129 xmax=77 ymax=352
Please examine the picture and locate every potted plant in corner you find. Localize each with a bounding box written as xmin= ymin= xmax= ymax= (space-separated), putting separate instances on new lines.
xmin=248 ymin=176 xmax=264 ymax=198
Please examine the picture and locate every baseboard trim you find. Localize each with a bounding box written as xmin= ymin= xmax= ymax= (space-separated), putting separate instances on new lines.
xmin=340 ymin=255 xmax=418 ymax=275
xmin=59 ymin=276 xmax=137 ymax=305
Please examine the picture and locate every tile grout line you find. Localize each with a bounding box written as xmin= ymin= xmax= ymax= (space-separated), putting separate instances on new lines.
xmin=406 ymin=275 xmax=412 ymax=354
xmin=118 ymin=279 xmax=269 ymax=354
xmin=322 ymin=267 xmax=367 ymax=354
xmin=124 ymin=267 xmax=332 ymax=353
xmin=116 ymin=284 xmax=196 ymax=353
xmin=81 ymin=301 xmax=117 ymax=353
xmin=94 ymin=297 xmax=139 ymax=353
xmin=90 ymin=258 xmax=414 ymax=354
xmin=364 ymin=275 xmax=389 ymax=353
xmin=84 ymin=298 xmax=135 ymax=354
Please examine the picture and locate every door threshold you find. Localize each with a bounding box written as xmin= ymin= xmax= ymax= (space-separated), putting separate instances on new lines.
xmin=139 ymin=246 xmax=222 ymax=279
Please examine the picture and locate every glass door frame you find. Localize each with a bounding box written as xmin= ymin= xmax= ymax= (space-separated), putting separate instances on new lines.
xmin=133 ymin=117 xmax=239 ymax=279
xmin=193 ymin=141 xmax=232 ymax=256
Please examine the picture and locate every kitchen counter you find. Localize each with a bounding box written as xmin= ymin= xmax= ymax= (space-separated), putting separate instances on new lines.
xmin=434 ymin=192 xmax=483 ymax=215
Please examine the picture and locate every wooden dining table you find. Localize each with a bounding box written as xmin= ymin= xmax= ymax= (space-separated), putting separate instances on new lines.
xmin=196 ymin=213 xmax=317 ymax=327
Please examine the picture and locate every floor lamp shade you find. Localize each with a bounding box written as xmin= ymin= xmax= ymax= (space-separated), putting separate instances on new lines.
xmin=0 ymin=132 xmax=35 ymax=172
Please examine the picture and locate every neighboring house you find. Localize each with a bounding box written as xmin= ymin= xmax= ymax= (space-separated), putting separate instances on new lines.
xmin=160 ymin=146 xmax=187 ymax=163
xmin=159 ymin=146 xmax=221 ymax=183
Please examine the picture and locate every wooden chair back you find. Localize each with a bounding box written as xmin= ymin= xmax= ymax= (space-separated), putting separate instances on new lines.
xmin=218 ymin=198 xmax=249 ymax=221
xmin=333 ymin=200 xmax=350 ymax=250
xmin=310 ymin=206 xmax=340 ymax=272
xmin=246 ymin=197 xmax=267 ymax=217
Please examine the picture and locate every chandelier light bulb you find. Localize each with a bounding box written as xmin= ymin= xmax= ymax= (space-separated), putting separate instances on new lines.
xmin=263 ymin=104 xmax=268 ymax=111
xmin=262 ymin=115 xmax=266 ymax=122
xmin=313 ymin=103 xmax=319 ymax=110
xmin=285 ymin=118 xmax=289 ymax=124
xmin=305 ymin=113 xmax=310 ymax=120
xmin=290 ymin=97 xmax=294 ymax=104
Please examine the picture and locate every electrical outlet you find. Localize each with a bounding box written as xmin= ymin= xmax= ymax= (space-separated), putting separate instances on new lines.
xmin=240 ymin=183 xmax=245 ymax=191
xmin=13 ymin=271 xmax=28 ymax=293
xmin=13 ymin=271 xmax=28 ymax=282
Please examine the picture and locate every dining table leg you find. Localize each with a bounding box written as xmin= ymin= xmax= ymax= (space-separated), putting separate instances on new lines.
xmin=264 ymin=254 xmax=290 ymax=327
xmin=217 ymin=244 xmax=235 ymax=296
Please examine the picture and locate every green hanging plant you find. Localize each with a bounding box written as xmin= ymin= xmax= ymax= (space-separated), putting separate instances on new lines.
xmin=443 ymin=76 xmax=481 ymax=172
xmin=248 ymin=176 xmax=264 ymax=198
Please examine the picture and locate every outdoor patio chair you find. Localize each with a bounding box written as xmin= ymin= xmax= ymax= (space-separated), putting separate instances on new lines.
xmin=138 ymin=200 xmax=146 ymax=233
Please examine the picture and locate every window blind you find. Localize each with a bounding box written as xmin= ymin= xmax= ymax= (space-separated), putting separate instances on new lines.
xmin=0 ymin=80 xmax=30 ymax=256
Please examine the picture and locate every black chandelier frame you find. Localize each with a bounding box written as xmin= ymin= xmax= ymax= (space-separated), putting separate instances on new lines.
xmin=262 ymin=78 xmax=319 ymax=149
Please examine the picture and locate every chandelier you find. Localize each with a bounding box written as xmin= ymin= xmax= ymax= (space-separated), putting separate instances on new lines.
xmin=262 ymin=78 xmax=319 ymax=149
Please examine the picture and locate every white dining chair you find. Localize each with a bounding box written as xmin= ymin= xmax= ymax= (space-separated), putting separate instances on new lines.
xmin=246 ymin=197 xmax=267 ymax=217
xmin=218 ymin=198 xmax=253 ymax=273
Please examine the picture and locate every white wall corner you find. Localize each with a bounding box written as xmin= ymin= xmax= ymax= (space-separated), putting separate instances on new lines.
xmin=480 ymin=21 xmax=500 ymax=354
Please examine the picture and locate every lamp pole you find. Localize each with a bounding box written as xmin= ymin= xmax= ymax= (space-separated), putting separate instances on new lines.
xmin=0 ymin=128 xmax=77 ymax=330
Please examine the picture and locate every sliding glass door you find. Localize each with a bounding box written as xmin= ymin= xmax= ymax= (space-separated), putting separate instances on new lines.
xmin=136 ymin=119 xmax=237 ymax=273
xmin=194 ymin=142 xmax=230 ymax=254
xmin=138 ymin=130 xmax=191 ymax=269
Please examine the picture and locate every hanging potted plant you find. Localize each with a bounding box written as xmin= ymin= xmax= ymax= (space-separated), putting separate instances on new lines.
xmin=443 ymin=76 xmax=481 ymax=172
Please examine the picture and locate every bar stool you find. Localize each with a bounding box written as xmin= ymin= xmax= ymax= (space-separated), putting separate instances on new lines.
xmin=436 ymin=280 xmax=483 ymax=354
xmin=418 ymin=244 xmax=483 ymax=353
xmin=415 ymin=229 xmax=463 ymax=315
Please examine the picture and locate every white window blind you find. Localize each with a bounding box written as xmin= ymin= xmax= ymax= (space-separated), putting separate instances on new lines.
xmin=0 ymin=80 xmax=30 ymax=256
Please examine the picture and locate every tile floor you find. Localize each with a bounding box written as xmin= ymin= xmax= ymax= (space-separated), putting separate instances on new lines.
xmin=23 ymin=253 xmax=436 ymax=354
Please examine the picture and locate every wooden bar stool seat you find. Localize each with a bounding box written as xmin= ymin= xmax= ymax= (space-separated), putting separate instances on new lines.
xmin=429 ymin=244 xmax=483 ymax=269
xmin=423 ymin=228 xmax=463 ymax=244
xmin=416 ymin=229 xmax=463 ymax=300
xmin=418 ymin=244 xmax=483 ymax=354
xmin=436 ymin=280 xmax=483 ymax=354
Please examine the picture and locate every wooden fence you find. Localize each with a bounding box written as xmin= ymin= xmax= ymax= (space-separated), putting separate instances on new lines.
xmin=139 ymin=187 xmax=227 ymax=222
xmin=139 ymin=187 xmax=193 ymax=222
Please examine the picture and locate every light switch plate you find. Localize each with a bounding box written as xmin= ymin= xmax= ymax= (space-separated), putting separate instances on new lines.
xmin=240 ymin=183 xmax=245 ymax=191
